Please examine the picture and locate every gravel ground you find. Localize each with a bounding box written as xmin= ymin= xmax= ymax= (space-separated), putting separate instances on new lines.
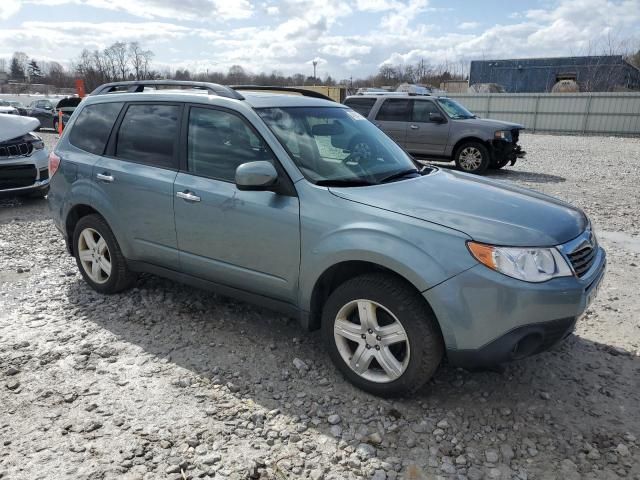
xmin=1 ymin=132 xmax=639 ymax=480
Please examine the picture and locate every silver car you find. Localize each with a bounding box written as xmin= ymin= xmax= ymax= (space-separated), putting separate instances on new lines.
xmin=0 ymin=115 xmax=49 ymax=198
xmin=344 ymin=93 xmax=526 ymax=174
xmin=48 ymin=81 xmax=604 ymax=397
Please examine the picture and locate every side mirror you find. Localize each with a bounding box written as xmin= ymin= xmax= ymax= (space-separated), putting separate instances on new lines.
xmin=429 ymin=112 xmax=446 ymax=123
xmin=235 ymin=161 xmax=278 ymax=191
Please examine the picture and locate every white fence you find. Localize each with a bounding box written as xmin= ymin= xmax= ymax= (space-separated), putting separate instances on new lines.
xmin=447 ymin=92 xmax=640 ymax=136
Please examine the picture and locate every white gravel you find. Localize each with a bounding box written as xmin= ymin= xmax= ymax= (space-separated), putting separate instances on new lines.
xmin=1 ymin=133 xmax=639 ymax=480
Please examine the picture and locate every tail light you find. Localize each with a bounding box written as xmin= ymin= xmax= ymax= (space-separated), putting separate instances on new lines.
xmin=49 ymin=152 xmax=61 ymax=177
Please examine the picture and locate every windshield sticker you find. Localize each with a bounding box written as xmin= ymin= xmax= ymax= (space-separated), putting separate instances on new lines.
xmin=346 ymin=110 xmax=366 ymax=121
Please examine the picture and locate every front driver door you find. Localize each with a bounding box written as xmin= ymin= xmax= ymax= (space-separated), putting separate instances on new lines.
xmin=405 ymin=100 xmax=451 ymax=156
xmin=174 ymin=105 xmax=300 ymax=303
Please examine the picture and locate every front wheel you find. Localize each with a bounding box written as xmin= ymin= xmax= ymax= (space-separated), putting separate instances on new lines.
xmin=455 ymin=141 xmax=490 ymax=174
xmin=73 ymin=214 xmax=136 ymax=294
xmin=322 ymin=273 xmax=443 ymax=397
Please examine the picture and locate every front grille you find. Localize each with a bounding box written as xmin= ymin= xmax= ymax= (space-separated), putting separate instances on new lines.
xmin=567 ymin=240 xmax=597 ymax=277
xmin=0 ymin=165 xmax=37 ymax=189
xmin=0 ymin=135 xmax=34 ymax=158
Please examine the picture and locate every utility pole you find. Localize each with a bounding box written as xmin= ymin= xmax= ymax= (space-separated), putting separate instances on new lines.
xmin=312 ymin=60 xmax=318 ymax=83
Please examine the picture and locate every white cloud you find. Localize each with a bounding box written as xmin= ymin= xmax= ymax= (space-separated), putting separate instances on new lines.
xmin=319 ymin=43 xmax=371 ymax=57
xmin=0 ymin=0 xmax=21 ymax=19
xmin=354 ymin=0 xmax=402 ymax=12
xmin=458 ymin=21 xmax=479 ymax=30
xmin=28 ymin=0 xmax=254 ymax=21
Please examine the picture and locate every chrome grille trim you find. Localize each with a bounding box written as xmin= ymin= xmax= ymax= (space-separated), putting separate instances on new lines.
xmin=561 ymin=228 xmax=598 ymax=278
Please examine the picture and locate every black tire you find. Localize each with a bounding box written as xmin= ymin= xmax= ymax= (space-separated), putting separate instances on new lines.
xmin=73 ymin=214 xmax=136 ymax=294
xmin=454 ymin=141 xmax=490 ymax=174
xmin=321 ymin=273 xmax=444 ymax=397
xmin=490 ymin=157 xmax=509 ymax=170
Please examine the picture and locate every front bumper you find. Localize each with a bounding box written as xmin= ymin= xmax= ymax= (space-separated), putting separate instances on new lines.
xmin=0 ymin=148 xmax=50 ymax=195
xmin=492 ymin=139 xmax=526 ymax=166
xmin=424 ymin=245 xmax=606 ymax=368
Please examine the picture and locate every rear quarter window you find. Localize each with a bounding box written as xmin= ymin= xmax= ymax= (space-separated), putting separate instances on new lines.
xmin=69 ymin=102 xmax=123 ymax=155
xmin=344 ymin=98 xmax=377 ymax=116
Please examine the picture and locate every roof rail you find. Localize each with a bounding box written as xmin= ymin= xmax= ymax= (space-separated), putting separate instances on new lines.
xmin=89 ymin=80 xmax=244 ymax=100
xmin=232 ymin=85 xmax=334 ymax=101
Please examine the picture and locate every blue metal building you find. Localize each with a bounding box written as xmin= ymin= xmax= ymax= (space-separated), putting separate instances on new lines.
xmin=469 ymin=55 xmax=640 ymax=93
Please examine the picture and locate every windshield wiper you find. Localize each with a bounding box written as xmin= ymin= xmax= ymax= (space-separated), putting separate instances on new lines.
xmin=378 ymin=169 xmax=420 ymax=184
xmin=315 ymin=179 xmax=376 ymax=187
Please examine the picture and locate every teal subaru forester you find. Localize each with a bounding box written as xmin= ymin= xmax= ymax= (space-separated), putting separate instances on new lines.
xmin=48 ymin=81 xmax=606 ymax=396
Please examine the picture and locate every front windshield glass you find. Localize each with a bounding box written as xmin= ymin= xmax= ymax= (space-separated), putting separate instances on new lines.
xmin=436 ymin=98 xmax=474 ymax=119
xmin=257 ymin=107 xmax=419 ymax=185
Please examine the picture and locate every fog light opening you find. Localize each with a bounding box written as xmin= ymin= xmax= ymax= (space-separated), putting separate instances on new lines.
xmin=511 ymin=333 xmax=543 ymax=360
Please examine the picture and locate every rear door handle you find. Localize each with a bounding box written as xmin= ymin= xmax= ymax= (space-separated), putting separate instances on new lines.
xmin=410 ymin=124 xmax=420 ymax=130
xmin=176 ymin=190 xmax=201 ymax=203
xmin=96 ymin=173 xmax=114 ymax=182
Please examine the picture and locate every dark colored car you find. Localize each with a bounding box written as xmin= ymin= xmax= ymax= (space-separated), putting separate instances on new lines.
xmin=9 ymin=101 xmax=28 ymax=116
xmin=28 ymin=97 xmax=82 ymax=131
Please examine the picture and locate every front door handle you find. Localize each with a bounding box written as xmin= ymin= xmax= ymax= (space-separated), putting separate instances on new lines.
xmin=96 ymin=173 xmax=114 ymax=182
xmin=176 ymin=190 xmax=201 ymax=203
xmin=410 ymin=124 xmax=420 ymax=130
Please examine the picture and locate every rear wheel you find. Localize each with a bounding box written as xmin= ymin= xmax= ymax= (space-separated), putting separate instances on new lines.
xmin=73 ymin=214 xmax=136 ymax=294
xmin=322 ymin=273 xmax=443 ymax=397
xmin=455 ymin=141 xmax=490 ymax=174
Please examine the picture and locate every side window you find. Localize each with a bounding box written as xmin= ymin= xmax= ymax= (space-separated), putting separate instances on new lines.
xmin=115 ymin=104 xmax=180 ymax=169
xmin=187 ymin=107 xmax=275 ymax=182
xmin=412 ymin=100 xmax=440 ymax=122
xmin=344 ymin=98 xmax=376 ymax=116
xmin=375 ymin=99 xmax=412 ymax=122
xmin=69 ymin=102 xmax=123 ymax=155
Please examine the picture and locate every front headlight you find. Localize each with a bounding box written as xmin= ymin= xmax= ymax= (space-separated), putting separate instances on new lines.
xmin=467 ymin=241 xmax=573 ymax=282
xmin=494 ymin=130 xmax=512 ymax=142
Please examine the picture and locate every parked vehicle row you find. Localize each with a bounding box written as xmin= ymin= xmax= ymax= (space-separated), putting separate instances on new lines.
xmin=47 ymin=81 xmax=605 ymax=396
xmin=24 ymin=97 xmax=82 ymax=131
xmin=344 ymin=93 xmax=526 ymax=174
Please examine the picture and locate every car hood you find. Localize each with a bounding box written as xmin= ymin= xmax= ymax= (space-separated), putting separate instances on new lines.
xmin=460 ymin=117 xmax=524 ymax=130
xmin=0 ymin=115 xmax=40 ymax=141
xmin=329 ymin=169 xmax=586 ymax=247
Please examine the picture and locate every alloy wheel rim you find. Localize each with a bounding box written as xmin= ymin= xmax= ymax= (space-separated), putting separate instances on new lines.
xmin=78 ymin=228 xmax=111 ymax=284
xmin=334 ymin=299 xmax=410 ymax=383
xmin=459 ymin=146 xmax=483 ymax=170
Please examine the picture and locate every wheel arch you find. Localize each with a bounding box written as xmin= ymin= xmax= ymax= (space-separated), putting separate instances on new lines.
xmin=306 ymin=260 xmax=441 ymax=334
xmin=452 ymin=136 xmax=492 ymax=159
xmin=64 ymin=204 xmax=104 ymax=255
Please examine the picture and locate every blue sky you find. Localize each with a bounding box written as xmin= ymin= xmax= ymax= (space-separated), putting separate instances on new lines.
xmin=1 ymin=0 xmax=638 ymax=79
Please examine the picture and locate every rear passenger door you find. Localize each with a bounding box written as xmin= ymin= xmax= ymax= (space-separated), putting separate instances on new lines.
xmin=173 ymin=105 xmax=300 ymax=303
xmin=373 ymin=98 xmax=411 ymax=147
xmin=92 ymin=102 xmax=182 ymax=270
xmin=405 ymin=99 xmax=451 ymax=156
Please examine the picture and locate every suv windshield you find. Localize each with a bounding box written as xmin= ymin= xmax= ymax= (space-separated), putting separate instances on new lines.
xmin=436 ymin=98 xmax=474 ymax=119
xmin=257 ymin=107 xmax=419 ymax=186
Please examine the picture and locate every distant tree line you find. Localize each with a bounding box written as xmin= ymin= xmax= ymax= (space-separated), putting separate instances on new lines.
xmin=2 ymin=40 xmax=638 ymax=94
xmin=0 ymin=43 xmax=469 ymax=93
